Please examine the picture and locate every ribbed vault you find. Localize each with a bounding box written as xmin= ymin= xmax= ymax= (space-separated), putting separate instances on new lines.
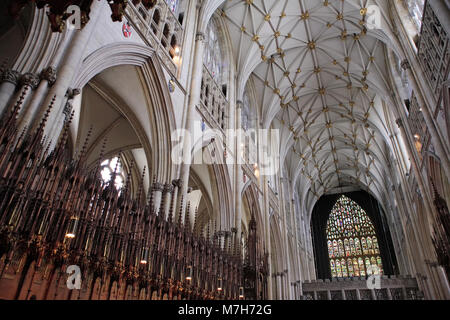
xmin=218 ymin=0 xmax=401 ymax=214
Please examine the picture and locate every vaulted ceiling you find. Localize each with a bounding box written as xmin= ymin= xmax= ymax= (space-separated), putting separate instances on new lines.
xmin=218 ymin=0 xmax=400 ymax=212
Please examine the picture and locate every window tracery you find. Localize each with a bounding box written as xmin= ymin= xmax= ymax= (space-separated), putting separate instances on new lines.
xmin=204 ymin=19 xmax=224 ymax=85
xmin=326 ymin=196 xmax=383 ymax=278
xmin=100 ymin=156 xmax=125 ymax=190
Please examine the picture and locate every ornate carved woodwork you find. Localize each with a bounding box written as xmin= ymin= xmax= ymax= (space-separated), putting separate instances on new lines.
xmin=431 ymin=182 xmax=450 ymax=280
xmin=0 ymin=92 xmax=246 ymax=300
xmin=8 ymin=0 xmax=131 ymax=32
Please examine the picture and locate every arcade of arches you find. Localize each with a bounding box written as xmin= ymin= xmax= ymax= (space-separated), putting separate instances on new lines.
xmin=0 ymin=0 xmax=448 ymax=300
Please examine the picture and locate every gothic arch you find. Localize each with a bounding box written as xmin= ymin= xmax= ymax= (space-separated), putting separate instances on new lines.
xmin=190 ymin=139 xmax=234 ymax=231
xmin=73 ymin=43 xmax=177 ymax=183
xmin=242 ymin=182 xmax=263 ymax=231
xmin=2 ymin=2 xmax=60 ymax=74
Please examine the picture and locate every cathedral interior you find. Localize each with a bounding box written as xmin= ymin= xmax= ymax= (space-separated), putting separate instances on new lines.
xmin=0 ymin=0 xmax=448 ymax=301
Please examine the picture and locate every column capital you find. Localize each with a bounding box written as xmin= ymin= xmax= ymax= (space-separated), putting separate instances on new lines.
xmin=163 ymin=183 xmax=175 ymax=193
xmin=395 ymin=118 xmax=403 ymax=128
xmin=66 ymin=87 xmax=81 ymax=100
xmin=20 ymin=72 xmax=40 ymax=89
xmin=196 ymin=32 xmax=205 ymax=41
xmin=153 ymin=182 xmax=164 ymax=192
xmin=400 ymin=59 xmax=411 ymax=70
xmin=1 ymin=69 xmax=21 ymax=85
xmin=424 ymin=259 xmax=439 ymax=268
xmin=172 ymin=179 xmax=183 ymax=188
xmin=236 ymin=100 xmax=244 ymax=109
xmin=40 ymin=66 xmax=57 ymax=86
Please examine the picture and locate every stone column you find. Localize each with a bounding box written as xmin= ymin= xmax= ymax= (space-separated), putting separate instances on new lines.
xmin=355 ymin=288 xmax=361 ymax=300
xmin=263 ymin=176 xmax=273 ymax=299
xmin=277 ymin=274 xmax=283 ymax=300
xmin=370 ymin=289 xmax=377 ymax=300
xmin=341 ymin=289 xmax=346 ymax=300
xmin=170 ymin=179 xmax=182 ymax=222
xmin=278 ymin=178 xmax=292 ymax=300
xmin=14 ymin=73 xmax=40 ymax=114
xmin=18 ymin=66 xmax=57 ymax=130
xmin=402 ymin=286 xmax=408 ymax=300
xmin=152 ymin=182 xmax=164 ymax=215
xmin=272 ymin=274 xmax=277 ymax=299
xmin=387 ymin=288 xmax=393 ymax=300
xmin=0 ymin=69 xmax=21 ymax=115
xmin=234 ymin=100 xmax=243 ymax=250
xmin=177 ymin=31 xmax=206 ymax=222
xmin=297 ymin=281 xmax=303 ymax=299
xmin=291 ymin=283 xmax=297 ymax=299
xmin=161 ymin=184 xmax=174 ymax=221
xmin=30 ymin=0 xmax=103 ymax=141
xmin=436 ymin=266 xmax=450 ymax=299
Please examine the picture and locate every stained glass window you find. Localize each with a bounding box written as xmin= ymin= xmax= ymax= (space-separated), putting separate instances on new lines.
xmin=404 ymin=0 xmax=425 ymax=30
xmin=165 ymin=0 xmax=179 ymax=13
xmin=341 ymin=259 xmax=348 ymax=277
xmin=347 ymin=258 xmax=354 ymax=277
xmin=336 ymin=260 xmax=342 ymax=277
xmin=100 ymin=156 xmax=125 ymax=190
xmin=353 ymin=258 xmax=360 ymax=276
xmin=326 ymin=195 xmax=384 ymax=278
xmin=328 ymin=241 xmax=334 ymax=258
xmin=330 ymin=259 xmax=336 ymax=278
xmin=204 ymin=19 xmax=224 ymax=85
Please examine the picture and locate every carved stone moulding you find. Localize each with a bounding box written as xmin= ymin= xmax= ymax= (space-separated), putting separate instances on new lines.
xmin=40 ymin=66 xmax=57 ymax=86
xmin=1 ymin=69 xmax=21 ymax=85
xmin=20 ymin=72 xmax=40 ymax=89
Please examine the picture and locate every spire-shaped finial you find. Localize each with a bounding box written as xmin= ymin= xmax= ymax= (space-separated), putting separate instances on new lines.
xmin=177 ymin=196 xmax=184 ymax=226
xmin=136 ymin=165 xmax=146 ymax=203
xmin=78 ymin=125 xmax=93 ymax=162
xmin=168 ymin=195 xmax=174 ymax=224
xmin=185 ymin=202 xmax=191 ymax=232
xmin=193 ymin=208 xmax=199 ymax=235
xmin=14 ymin=86 xmax=29 ymax=116
xmin=213 ymin=222 xmax=218 ymax=247
xmin=37 ymin=95 xmax=55 ymax=132
xmin=430 ymin=179 xmax=440 ymax=200
xmin=148 ymin=175 xmax=157 ymax=213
